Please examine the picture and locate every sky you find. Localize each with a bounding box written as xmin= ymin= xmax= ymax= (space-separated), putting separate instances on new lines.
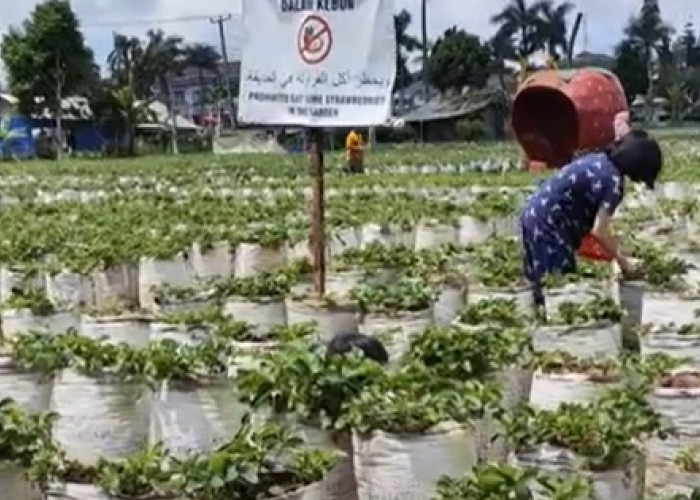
xmin=0 ymin=0 xmax=697 ymax=82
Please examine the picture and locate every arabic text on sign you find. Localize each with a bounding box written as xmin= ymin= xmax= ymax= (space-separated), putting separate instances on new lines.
xmin=280 ymin=0 xmax=355 ymax=12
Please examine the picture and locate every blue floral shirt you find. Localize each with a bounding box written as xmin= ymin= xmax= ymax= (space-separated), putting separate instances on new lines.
xmin=520 ymin=153 xmax=624 ymax=281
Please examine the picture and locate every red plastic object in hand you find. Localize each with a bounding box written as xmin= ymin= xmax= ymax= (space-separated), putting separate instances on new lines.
xmin=577 ymin=233 xmax=614 ymax=261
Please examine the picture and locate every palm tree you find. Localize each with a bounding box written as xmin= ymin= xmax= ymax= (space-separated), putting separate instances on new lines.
xmin=143 ymin=29 xmax=185 ymax=154
xmin=624 ymin=0 xmax=673 ymax=121
xmin=183 ymin=43 xmax=221 ymax=120
xmin=394 ymin=9 xmax=421 ymax=110
xmin=490 ymin=0 xmax=546 ymax=59
xmin=489 ymin=29 xmax=517 ymax=96
xmin=537 ymin=1 xmax=574 ymax=60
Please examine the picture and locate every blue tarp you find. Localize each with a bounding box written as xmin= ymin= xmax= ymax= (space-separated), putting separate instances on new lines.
xmin=0 ymin=116 xmax=34 ymax=159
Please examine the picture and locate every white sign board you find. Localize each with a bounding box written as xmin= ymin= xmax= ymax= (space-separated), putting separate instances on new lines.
xmin=237 ymin=0 xmax=397 ymax=127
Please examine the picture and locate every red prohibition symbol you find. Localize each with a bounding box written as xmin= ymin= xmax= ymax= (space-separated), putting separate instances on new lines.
xmin=297 ymin=14 xmax=332 ymax=65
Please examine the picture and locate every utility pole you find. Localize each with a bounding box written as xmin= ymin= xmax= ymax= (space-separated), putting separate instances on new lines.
xmin=210 ymin=14 xmax=236 ymax=129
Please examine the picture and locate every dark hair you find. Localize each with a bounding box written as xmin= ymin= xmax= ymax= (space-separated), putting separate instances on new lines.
xmin=606 ymin=131 xmax=662 ymax=189
xmin=327 ymin=332 xmax=389 ymax=364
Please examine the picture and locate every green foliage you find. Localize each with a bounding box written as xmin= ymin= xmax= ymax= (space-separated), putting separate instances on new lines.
xmin=549 ymin=294 xmax=624 ymax=325
xmin=0 ymin=0 xmax=95 ymax=116
xmin=436 ymin=462 xmax=591 ymax=500
xmin=456 ymin=298 xmax=525 ymax=326
xmin=236 ymin=339 xmax=387 ymax=429
xmin=427 ymin=27 xmax=491 ymax=93
xmin=350 ymin=276 xmax=436 ymax=314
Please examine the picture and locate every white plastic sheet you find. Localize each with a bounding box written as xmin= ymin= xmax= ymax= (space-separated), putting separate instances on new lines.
xmin=191 ymin=240 xmax=233 ymax=279
xmin=433 ymin=284 xmax=465 ymax=327
xmin=325 ymin=270 xmax=365 ymax=298
xmin=641 ymin=328 xmax=700 ymax=366
xmin=44 ymin=271 xmax=93 ymax=310
xmin=533 ymin=321 xmax=622 ymax=359
xmin=353 ymin=422 xmax=478 ymax=500
xmin=148 ymin=380 xmax=248 ymax=456
xmin=285 ymin=299 xmax=358 ymax=342
xmin=359 ymin=309 xmax=433 ymax=361
xmin=328 ymin=228 xmax=362 ymax=259
xmin=529 ymin=371 xmax=620 ymax=410
xmin=91 ymin=263 xmax=139 ymax=310
xmin=234 ymin=242 xmax=286 ymax=277
xmin=44 ymin=483 xmax=109 ymax=500
xmin=510 ymin=446 xmax=640 ymax=500
xmin=491 ymin=216 xmax=519 ymax=239
xmin=0 ymin=354 xmax=51 ymax=413
xmin=456 ymin=216 xmax=493 ymax=245
xmin=648 ymin=377 xmax=700 ymax=465
xmin=1 ymin=310 xmax=78 ymax=338
xmin=223 ymin=296 xmax=287 ymax=338
xmin=640 ymin=292 xmax=699 ymax=326
xmin=414 ymin=221 xmax=456 ymax=250
xmin=50 ymin=370 xmax=149 ymax=465
xmin=138 ymin=255 xmax=196 ymax=310
xmin=0 ymin=465 xmax=40 ymax=500
xmin=80 ymin=314 xmax=151 ymax=348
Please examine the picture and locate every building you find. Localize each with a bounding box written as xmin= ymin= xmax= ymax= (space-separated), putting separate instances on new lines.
xmin=169 ymin=61 xmax=240 ymax=126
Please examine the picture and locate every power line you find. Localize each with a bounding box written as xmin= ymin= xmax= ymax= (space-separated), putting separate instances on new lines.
xmin=1 ymin=14 xmax=242 ymax=31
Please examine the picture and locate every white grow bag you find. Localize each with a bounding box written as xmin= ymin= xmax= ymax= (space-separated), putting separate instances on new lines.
xmin=0 ymin=464 xmax=40 ymax=500
xmin=50 ymin=370 xmax=149 ymax=465
xmin=191 ymin=240 xmax=233 ymax=279
xmin=138 ymin=255 xmax=195 ymax=310
xmin=641 ymin=327 xmax=700 ymax=365
xmin=149 ymin=379 xmax=249 ymax=456
xmin=414 ymin=221 xmax=456 ymax=250
xmin=285 ymin=298 xmax=358 ymax=342
xmin=529 ymin=371 xmax=620 ymax=411
xmin=456 ymin=216 xmax=493 ymax=245
xmin=533 ymin=321 xmax=622 ymax=359
xmin=467 ymin=284 xmax=534 ymax=317
xmin=0 ymin=267 xmax=43 ymax=304
xmin=91 ymin=263 xmax=139 ymax=310
xmin=491 ymin=215 xmax=519 ymax=238
xmin=44 ymin=271 xmax=93 ymax=310
xmin=223 ymin=296 xmax=287 ymax=338
xmin=80 ymin=314 xmax=151 ymax=348
xmin=433 ymin=283 xmax=466 ymax=327
xmin=353 ymin=422 xmax=478 ymax=500
xmin=648 ymin=375 xmax=700 ymax=465
xmin=544 ymin=282 xmax=612 ymax=311
xmin=646 ymin=468 xmax=700 ymax=498
xmin=510 ymin=446 xmax=641 ymax=500
xmin=1 ymin=309 xmax=77 ymax=338
xmin=325 ymin=270 xmax=366 ymax=298
xmin=328 ymin=228 xmax=362 ymax=259
xmin=359 ymin=309 xmax=433 ymax=361
xmin=0 ymin=353 xmax=51 ymax=413
xmin=639 ymin=291 xmax=700 ymax=326
xmin=280 ymin=420 xmax=357 ymax=500
xmin=234 ymin=242 xmax=286 ymax=278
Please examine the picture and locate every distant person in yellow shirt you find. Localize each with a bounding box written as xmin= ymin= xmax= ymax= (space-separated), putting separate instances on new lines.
xmin=345 ymin=129 xmax=365 ymax=174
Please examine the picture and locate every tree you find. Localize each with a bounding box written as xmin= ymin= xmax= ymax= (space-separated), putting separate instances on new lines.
xmin=393 ymin=9 xmax=421 ymax=93
xmin=142 ymin=29 xmax=185 ymax=154
xmin=426 ymin=28 xmax=491 ymax=93
xmin=490 ymin=0 xmax=546 ymax=59
xmin=614 ymin=39 xmax=649 ymax=103
xmin=183 ymin=43 xmax=221 ymax=118
xmin=537 ymin=0 xmax=575 ymax=59
xmin=488 ymin=30 xmax=517 ymax=96
xmin=624 ymin=0 xmax=673 ymax=121
xmin=0 ymin=0 xmax=95 ymax=159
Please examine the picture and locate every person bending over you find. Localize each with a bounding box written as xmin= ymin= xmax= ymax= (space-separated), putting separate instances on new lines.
xmin=519 ymin=128 xmax=662 ymax=311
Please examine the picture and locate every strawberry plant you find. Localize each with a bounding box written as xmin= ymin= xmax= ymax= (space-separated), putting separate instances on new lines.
xmin=236 ymin=339 xmax=387 ymax=429
xmin=549 ymin=294 xmax=624 ymax=325
xmin=407 ymin=325 xmax=531 ymax=379
xmin=436 ymin=463 xmax=591 ymax=500
xmin=341 ymin=364 xmax=502 ymax=433
xmin=2 ymin=288 xmax=55 ymax=316
xmin=528 ymin=351 xmax=622 ymax=382
xmin=472 ymin=238 xmax=525 ymax=288
xmin=350 ymin=276 xmax=436 ymax=314
xmin=455 ymin=298 xmax=525 ymax=326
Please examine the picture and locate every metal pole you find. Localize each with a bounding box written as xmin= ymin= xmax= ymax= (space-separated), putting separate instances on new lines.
xmin=308 ymin=128 xmax=326 ymax=296
xmin=210 ymin=14 xmax=236 ymax=128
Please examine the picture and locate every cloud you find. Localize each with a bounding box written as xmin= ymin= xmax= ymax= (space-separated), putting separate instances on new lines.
xmin=0 ymin=0 xmax=696 ymax=82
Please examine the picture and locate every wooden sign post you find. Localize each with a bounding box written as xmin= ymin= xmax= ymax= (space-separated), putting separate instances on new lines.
xmin=308 ymin=127 xmax=325 ymax=296
xmin=236 ymin=0 xmax=397 ymax=298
